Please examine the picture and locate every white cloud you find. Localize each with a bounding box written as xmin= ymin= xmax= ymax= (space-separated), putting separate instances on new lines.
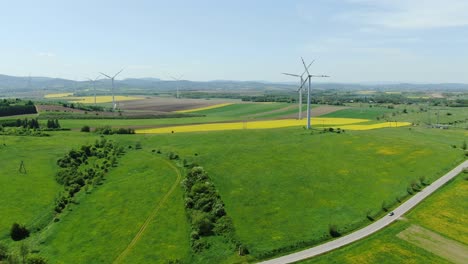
xmin=342 ymin=0 xmax=468 ymax=29
xmin=37 ymin=52 xmax=56 ymax=57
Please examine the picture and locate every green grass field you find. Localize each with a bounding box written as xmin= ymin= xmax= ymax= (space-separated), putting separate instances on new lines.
xmin=132 ymin=126 xmax=466 ymax=257
xmin=37 ymin=151 xmax=189 ymax=263
xmin=0 ymin=132 xmax=97 ymax=238
xmin=1 ymin=100 xmax=467 ymax=263
xmin=322 ymin=105 xmax=393 ymax=120
xmin=301 ymin=172 xmax=468 ymax=264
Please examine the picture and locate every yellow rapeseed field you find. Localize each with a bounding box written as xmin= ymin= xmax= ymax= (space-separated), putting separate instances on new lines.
xmin=44 ymin=93 xmax=74 ymax=98
xmin=136 ymin=118 xmax=370 ymax=134
xmin=175 ymin=103 xmax=233 ymax=113
xmin=68 ymin=96 xmax=142 ymax=104
xmin=335 ymin=121 xmax=411 ymax=130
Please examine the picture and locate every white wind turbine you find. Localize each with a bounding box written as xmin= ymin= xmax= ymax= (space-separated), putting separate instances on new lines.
xmin=282 ymin=60 xmax=314 ymax=119
xmin=100 ymin=69 xmax=124 ymax=110
xmin=299 ymin=57 xmax=330 ymax=129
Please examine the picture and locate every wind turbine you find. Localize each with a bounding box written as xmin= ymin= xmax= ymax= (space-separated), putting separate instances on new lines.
xmin=87 ymin=75 xmax=100 ymax=106
xmin=170 ymin=74 xmax=184 ymax=99
xmin=299 ymin=57 xmax=330 ymax=129
xmin=100 ymin=69 xmax=124 ymax=110
xmin=282 ymin=60 xmax=314 ymax=119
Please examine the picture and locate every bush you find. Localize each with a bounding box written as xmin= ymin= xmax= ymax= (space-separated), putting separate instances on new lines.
xmin=328 ymin=224 xmax=341 ymax=238
xmin=27 ymin=255 xmax=48 ymax=264
xmin=10 ymin=223 xmax=30 ymax=241
xmin=81 ymin=125 xmax=90 ymax=132
xmin=192 ymin=212 xmax=214 ymax=236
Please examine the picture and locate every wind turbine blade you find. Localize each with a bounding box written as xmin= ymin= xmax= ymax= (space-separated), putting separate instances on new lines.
xmin=178 ymin=74 xmax=184 ymax=80
xmin=100 ymin=72 xmax=112 ymax=79
xmin=282 ymin=73 xmax=300 ymax=77
xmin=300 ymin=60 xmax=315 ymax=78
xmin=311 ymin=75 xmax=330 ymax=78
xmin=113 ymin=68 xmax=124 ymax=79
xmin=299 ymin=75 xmax=310 ymax=89
xmin=301 ymin=57 xmax=310 ymax=75
xmin=94 ymin=75 xmax=101 ymax=81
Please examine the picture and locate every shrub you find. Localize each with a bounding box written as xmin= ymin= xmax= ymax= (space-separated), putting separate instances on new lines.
xmin=81 ymin=125 xmax=90 ymax=132
xmin=328 ymin=224 xmax=341 ymax=238
xmin=27 ymin=255 xmax=48 ymax=264
xmin=192 ymin=212 xmax=214 ymax=236
xmin=135 ymin=142 xmax=142 ymax=150
xmin=10 ymin=223 xmax=30 ymax=241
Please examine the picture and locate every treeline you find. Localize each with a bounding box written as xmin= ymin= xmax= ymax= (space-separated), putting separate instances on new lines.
xmin=0 ymin=99 xmax=36 ymax=117
xmin=61 ymin=102 xmax=105 ymax=112
xmin=54 ymin=138 xmax=124 ymax=213
xmin=93 ymin=126 xmax=135 ymax=135
xmin=181 ymin=165 xmax=246 ymax=254
xmin=0 ymin=118 xmax=61 ymax=129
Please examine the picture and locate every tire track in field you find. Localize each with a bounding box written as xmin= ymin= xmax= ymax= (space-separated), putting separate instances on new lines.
xmin=113 ymin=158 xmax=182 ymax=264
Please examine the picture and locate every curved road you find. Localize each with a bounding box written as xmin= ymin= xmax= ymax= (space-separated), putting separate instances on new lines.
xmin=260 ymin=159 xmax=468 ymax=264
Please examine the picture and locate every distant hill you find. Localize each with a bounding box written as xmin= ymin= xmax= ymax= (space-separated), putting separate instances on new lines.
xmin=0 ymin=74 xmax=467 ymax=96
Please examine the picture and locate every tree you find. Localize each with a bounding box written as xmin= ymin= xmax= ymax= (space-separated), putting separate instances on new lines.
xmin=10 ymin=223 xmax=30 ymax=241
xmin=462 ymin=140 xmax=467 ymax=150
xmin=81 ymin=125 xmax=90 ymax=132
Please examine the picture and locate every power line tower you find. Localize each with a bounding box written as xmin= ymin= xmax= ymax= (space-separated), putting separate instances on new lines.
xmin=19 ymin=161 xmax=27 ymax=174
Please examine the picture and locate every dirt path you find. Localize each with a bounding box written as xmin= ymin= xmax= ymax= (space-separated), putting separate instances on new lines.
xmin=397 ymin=225 xmax=468 ymax=264
xmin=113 ymin=158 xmax=182 ymax=264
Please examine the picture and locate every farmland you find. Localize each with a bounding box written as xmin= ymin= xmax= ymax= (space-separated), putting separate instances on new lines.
xmin=0 ymin=97 xmax=466 ymax=263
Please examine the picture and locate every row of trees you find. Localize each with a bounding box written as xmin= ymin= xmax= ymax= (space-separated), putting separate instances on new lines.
xmin=0 ymin=118 xmax=60 ymax=129
xmin=181 ymin=165 xmax=244 ymax=254
xmin=54 ymin=138 xmax=125 ymax=213
xmin=0 ymin=99 xmax=36 ymax=117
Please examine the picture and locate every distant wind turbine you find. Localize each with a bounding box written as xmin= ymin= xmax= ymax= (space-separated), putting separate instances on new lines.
xmin=87 ymin=75 xmax=101 ymax=106
xmin=299 ymin=57 xmax=330 ymax=129
xmin=100 ymin=69 xmax=124 ymax=110
xmin=170 ymin=74 xmax=184 ymax=99
xmin=282 ymin=60 xmax=314 ymax=119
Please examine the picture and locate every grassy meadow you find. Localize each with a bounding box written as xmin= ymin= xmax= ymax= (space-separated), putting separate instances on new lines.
xmin=132 ymin=126 xmax=465 ymax=257
xmin=301 ymin=172 xmax=468 ymax=264
xmin=37 ymin=150 xmax=189 ymax=263
xmin=0 ymin=132 xmax=97 ymax=238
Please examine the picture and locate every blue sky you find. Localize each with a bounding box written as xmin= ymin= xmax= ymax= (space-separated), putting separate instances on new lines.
xmin=1 ymin=0 xmax=467 ymax=83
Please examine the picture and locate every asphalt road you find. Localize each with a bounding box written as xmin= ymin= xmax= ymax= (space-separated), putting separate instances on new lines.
xmin=259 ymin=159 xmax=468 ymax=264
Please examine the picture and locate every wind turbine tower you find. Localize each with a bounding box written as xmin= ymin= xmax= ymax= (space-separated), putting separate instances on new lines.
xmin=170 ymin=74 xmax=184 ymax=99
xmin=87 ymin=75 xmax=100 ymax=106
xmin=282 ymin=60 xmax=314 ymax=119
xmin=100 ymin=69 xmax=124 ymax=110
xmin=299 ymin=57 xmax=330 ymax=129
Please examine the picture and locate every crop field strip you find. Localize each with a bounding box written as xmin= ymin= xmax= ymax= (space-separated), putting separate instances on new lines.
xmin=67 ymin=95 xmax=143 ymax=104
xmin=175 ymin=103 xmax=233 ymax=113
xmin=43 ymin=93 xmax=74 ymax=98
xmin=135 ymin=118 xmax=410 ymax=134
